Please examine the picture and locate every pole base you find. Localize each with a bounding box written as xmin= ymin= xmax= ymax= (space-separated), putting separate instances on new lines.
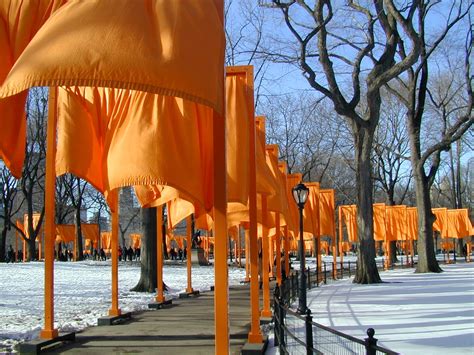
xmin=247 ymin=331 xmax=263 ymax=344
xmin=108 ymin=308 xmax=122 ymax=317
xmin=39 ymin=328 xmax=59 ymax=340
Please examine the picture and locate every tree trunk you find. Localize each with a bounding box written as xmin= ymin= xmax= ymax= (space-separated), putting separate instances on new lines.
xmin=0 ymin=226 xmax=7 ymax=262
xmin=413 ymin=167 xmax=442 ymax=273
xmin=131 ymin=207 xmax=157 ymax=292
xmin=75 ymin=209 xmax=84 ymax=261
xmin=353 ymin=124 xmax=382 ymax=284
xmin=27 ymin=237 xmax=36 ymax=261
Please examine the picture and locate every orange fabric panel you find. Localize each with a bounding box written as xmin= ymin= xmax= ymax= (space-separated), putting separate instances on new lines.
xmin=432 ymin=208 xmax=448 ymax=238
xmin=373 ymin=203 xmax=386 ymax=241
xmin=81 ymin=224 xmax=99 ymax=242
xmin=56 ymin=87 xmax=214 ymax=211
xmin=167 ymin=198 xmax=195 ymax=230
xmin=195 ymin=213 xmax=213 ymax=231
xmin=319 ymin=189 xmax=335 ymax=238
xmin=305 ymin=183 xmax=320 ymax=236
xmin=385 ymin=205 xmax=407 ymax=241
xmin=406 ymin=207 xmax=418 ymax=241
xmin=0 ymin=0 xmax=225 ymax=115
xmin=341 ymin=205 xmax=358 ymax=243
xmin=446 ymin=209 xmax=471 ymax=239
xmin=101 ymin=232 xmax=112 ymax=250
xmin=129 ymin=234 xmax=141 ymax=249
xmin=255 ymin=117 xmax=276 ymax=196
xmin=23 ymin=213 xmax=42 ymax=240
xmin=286 ymin=173 xmax=302 ymax=237
xmin=0 ymin=0 xmax=67 ymax=177
xmin=225 ymin=72 xmax=250 ymax=205
xmin=266 ymin=145 xmax=288 ymax=216
xmin=56 ymin=225 xmax=75 ymax=243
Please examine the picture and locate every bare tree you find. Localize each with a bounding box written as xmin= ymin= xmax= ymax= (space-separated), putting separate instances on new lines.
xmin=261 ymin=0 xmax=422 ymax=283
xmin=17 ymin=88 xmax=48 ymax=261
xmin=388 ymin=2 xmax=472 ymax=273
xmin=0 ymin=164 xmax=21 ymax=261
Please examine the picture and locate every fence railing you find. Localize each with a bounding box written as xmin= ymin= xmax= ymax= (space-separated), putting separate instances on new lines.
xmin=274 ymin=264 xmax=399 ymax=355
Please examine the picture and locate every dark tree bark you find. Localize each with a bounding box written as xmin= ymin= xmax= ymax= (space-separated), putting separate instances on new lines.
xmin=131 ymin=207 xmax=157 ymax=292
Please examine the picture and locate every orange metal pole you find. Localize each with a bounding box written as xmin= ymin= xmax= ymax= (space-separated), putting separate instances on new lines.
xmin=213 ymin=109 xmax=229 ymax=353
xmin=109 ymin=192 xmax=121 ymax=316
xmin=40 ymin=87 xmax=58 ymax=339
xmin=275 ymin=213 xmax=282 ymax=285
xmin=338 ymin=206 xmax=344 ymax=269
xmin=156 ymin=205 xmax=165 ymax=303
xmin=237 ymin=227 xmax=241 ymax=267
xmin=261 ymin=195 xmax=271 ymax=317
xmin=245 ymin=229 xmax=250 ymax=282
xmin=186 ymin=215 xmax=193 ymax=293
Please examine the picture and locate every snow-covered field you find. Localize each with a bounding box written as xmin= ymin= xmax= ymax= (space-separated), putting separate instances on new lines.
xmin=1 ymin=258 xmax=473 ymax=354
xmin=0 ymin=260 xmax=246 ymax=353
xmin=305 ymin=262 xmax=474 ymax=354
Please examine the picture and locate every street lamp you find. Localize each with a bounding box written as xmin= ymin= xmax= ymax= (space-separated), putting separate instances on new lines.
xmin=292 ymin=182 xmax=309 ymax=314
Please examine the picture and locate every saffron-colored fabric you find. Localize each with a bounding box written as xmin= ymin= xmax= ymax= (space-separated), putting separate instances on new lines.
xmin=167 ymin=198 xmax=195 ymax=230
xmin=55 ymin=225 xmax=75 ymax=243
xmin=319 ymin=189 xmax=335 ymax=238
xmin=129 ymin=234 xmax=141 ymax=249
xmin=286 ymin=173 xmax=302 ymax=237
xmin=305 ymin=183 xmax=320 ymax=237
xmin=23 ymin=213 xmax=42 ymax=240
xmin=446 ymin=209 xmax=471 ymax=239
xmin=341 ymin=205 xmax=358 ymax=243
xmin=266 ymin=145 xmax=287 ymax=216
xmin=101 ymin=232 xmax=112 ymax=250
xmin=406 ymin=207 xmax=418 ymax=241
xmin=225 ymin=72 xmax=250 ymax=205
xmin=432 ymin=208 xmax=448 ymax=238
xmin=81 ymin=224 xmax=99 ymax=242
xmin=0 ymin=0 xmax=67 ymax=177
xmin=56 ymin=87 xmax=214 ymax=211
xmin=255 ymin=117 xmax=276 ymax=196
xmin=385 ymin=205 xmax=407 ymax=242
xmin=0 ymin=0 xmax=225 ymax=114
xmin=373 ymin=203 xmax=386 ymax=242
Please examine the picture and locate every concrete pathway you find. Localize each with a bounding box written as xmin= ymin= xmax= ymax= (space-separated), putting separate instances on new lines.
xmin=47 ymin=284 xmax=268 ymax=354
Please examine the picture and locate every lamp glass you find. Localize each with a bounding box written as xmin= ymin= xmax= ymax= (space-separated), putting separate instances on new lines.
xmin=292 ymin=183 xmax=309 ymax=207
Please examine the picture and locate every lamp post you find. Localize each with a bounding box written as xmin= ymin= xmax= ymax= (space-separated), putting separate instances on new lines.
xmin=292 ymin=182 xmax=309 ymax=314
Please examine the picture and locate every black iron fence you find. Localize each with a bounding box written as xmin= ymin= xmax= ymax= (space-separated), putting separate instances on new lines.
xmin=274 ymin=266 xmax=399 ymax=355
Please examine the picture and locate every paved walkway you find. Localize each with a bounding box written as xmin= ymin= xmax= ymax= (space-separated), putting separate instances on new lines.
xmin=48 ymin=284 xmax=269 ymax=354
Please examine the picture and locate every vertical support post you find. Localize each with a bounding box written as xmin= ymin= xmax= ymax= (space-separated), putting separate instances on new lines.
xmin=305 ymin=310 xmax=313 ymax=355
xmin=186 ymin=215 xmax=193 ymax=293
xmin=109 ymin=191 xmax=121 ymax=316
xmin=297 ymin=206 xmax=307 ymax=314
xmin=275 ymin=213 xmax=282 ymax=285
xmin=261 ymin=195 xmax=271 ymax=317
xmin=237 ymin=225 xmax=241 ymax=267
xmin=213 ymin=108 xmax=229 ymax=353
xmin=284 ymin=225 xmax=289 ymax=277
xmin=23 ymin=239 xmax=26 ymax=262
xmin=40 ymin=87 xmax=59 ymax=339
xmin=156 ymin=205 xmax=165 ymax=303
xmin=338 ymin=206 xmax=344 ymax=275
xmin=365 ymin=328 xmax=377 ymax=355
xmin=15 ymin=230 xmax=18 ymax=262
xmin=332 ymin=244 xmax=337 ymax=280
xmin=245 ymin=229 xmax=250 ymax=282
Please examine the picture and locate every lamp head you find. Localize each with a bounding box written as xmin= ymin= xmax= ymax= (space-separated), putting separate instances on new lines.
xmin=292 ymin=182 xmax=309 ymax=209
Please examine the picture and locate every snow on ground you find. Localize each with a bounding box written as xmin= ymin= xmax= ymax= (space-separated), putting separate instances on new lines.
xmin=306 ymin=262 xmax=474 ymax=354
xmin=0 ymin=260 xmax=246 ymax=353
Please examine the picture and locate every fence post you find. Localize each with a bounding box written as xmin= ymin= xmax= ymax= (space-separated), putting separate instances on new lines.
xmin=365 ymin=328 xmax=377 ymax=355
xmin=324 ymin=262 xmax=327 ymax=284
xmin=279 ymin=297 xmax=286 ymax=352
xmin=305 ymin=309 xmax=313 ymax=355
xmin=340 ymin=261 xmax=343 ymax=279
xmin=274 ymin=285 xmax=280 ymax=347
xmin=307 ymin=266 xmax=311 ymax=289
xmin=348 ymin=261 xmax=351 ymax=278
xmin=316 ymin=262 xmax=319 ymax=287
